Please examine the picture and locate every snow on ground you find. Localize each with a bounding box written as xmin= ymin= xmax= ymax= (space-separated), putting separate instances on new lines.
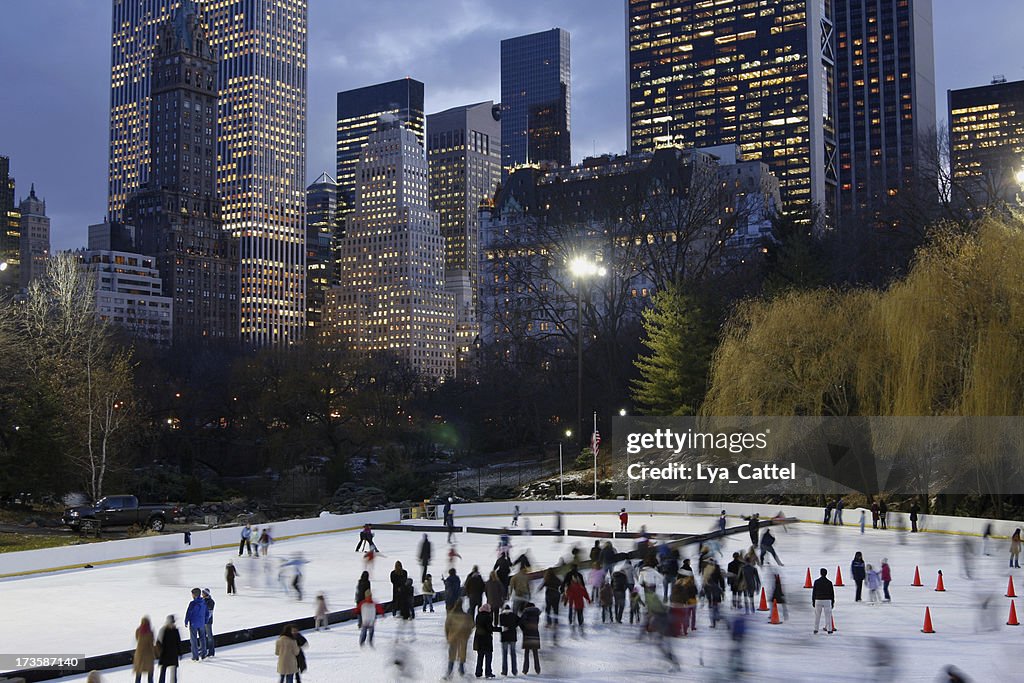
xmin=2 ymin=507 xmax=1020 ymax=682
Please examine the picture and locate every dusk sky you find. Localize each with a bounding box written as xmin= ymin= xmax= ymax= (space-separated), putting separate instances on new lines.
xmin=1 ymin=0 xmax=1023 ymax=252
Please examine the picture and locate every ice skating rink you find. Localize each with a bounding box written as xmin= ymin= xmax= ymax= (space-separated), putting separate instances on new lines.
xmin=3 ymin=509 xmax=1020 ymax=682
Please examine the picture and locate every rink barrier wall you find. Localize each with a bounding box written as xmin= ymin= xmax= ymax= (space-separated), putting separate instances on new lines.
xmin=2 ymin=498 xmax=1018 ymax=580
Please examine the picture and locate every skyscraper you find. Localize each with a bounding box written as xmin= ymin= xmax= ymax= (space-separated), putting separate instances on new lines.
xmin=305 ymin=171 xmax=337 ymax=330
xmin=627 ymin=0 xmax=838 ymax=215
xmin=125 ymin=1 xmax=239 ymax=343
xmin=18 ymin=184 xmax=50 ymax=289
xmin=336 ymin=78 xmax=425 ymax=219
xmin=427 ymin=101 xmax=501 ymax=369
xmin=326 ymin=117 xmax=456 ymax=379
xmin=0 ymin=156 xmax=20 ymax=293
xmin=107 ymin=0 xmax=307 ymax=346
xmin=834 ymin=0 xmax=936 ymax=218
xmin=949 ymin=77 xmax=1024 ymax=205
xmin=500 ymin=28 xmax=571 ymax=175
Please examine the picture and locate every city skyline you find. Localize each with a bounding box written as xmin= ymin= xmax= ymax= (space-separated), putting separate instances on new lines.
xmin=1 ymin=0 xmax=1022 ymax=252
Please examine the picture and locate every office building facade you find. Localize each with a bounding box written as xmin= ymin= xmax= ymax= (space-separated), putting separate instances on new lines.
xmin=834 ymin=0 xmax=935 ymax=218
xmin=627 ymin=0 xmax=837 ymax=216
xmin=326 ymin=118 xmax=455 ymax=379
xmin=107 ymin=0 xmax=307 ymax=346
xmin=0 ymin=156 xmax=20 ymax=294
xmin=427 ymin=101 xmax=502 ymax=368
xmin=305 ymin=171 xmax=337 ymax=330
xmin=500 ymin=28 xmax=571 ymax=175
xmin=949 ymin=77 xmax=1024 ymax=205
xmin=125 ymin=2 xmax=239 ymax=343
xmin=80 ymin=249 xmax=174 ymax=345
xmin=18 ymin=185 xmax=50 ymax=289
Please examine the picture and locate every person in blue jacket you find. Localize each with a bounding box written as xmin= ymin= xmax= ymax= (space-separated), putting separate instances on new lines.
xmin=444 ymin=568 xmax=463 ymax=611
xmin=850 ymin=551 xmax=866 ymax=602
xmin=184 ymin=587 xmax=208 ymax=660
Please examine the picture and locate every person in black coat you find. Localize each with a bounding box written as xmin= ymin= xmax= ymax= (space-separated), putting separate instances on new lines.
xmin=389 ymin=561 xmax=409 ymax=616
xmin=560 ymin=563 xmax=583 ymax=592
xmin=473 ymin=604 xmax=495 ymax=678
xmin=745 ymin=513 xmax=760 ymax=546
xmin=493 ymin=555 xmax=512 ymax=594
xmin=910 ymin=502 xmax=921 ymax=532
xmin=443 ymin=568 xmax=462 ymax=612
xmin=465 ymin=566 xmax=486 ymax=620
xmin=156 ymin=615 xmax=181 ymax=683
xmin=811 ymin=568 xmax=835 ymax=634
xmin=519 ymin=602 xmax=542 ymax=674
xmin=498 ymin=603 xmax=519 ymax=676
xmin=418 ymin=534 xmax=432 ymax=582
xmin=611 ymin=569 xmax=628 ymax=623
xmin=850 ymin=551 xmax=866 ymax=601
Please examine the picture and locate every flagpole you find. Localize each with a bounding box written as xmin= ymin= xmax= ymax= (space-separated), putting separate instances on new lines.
xmin=593 ymin=411 xmax=598 ymax=499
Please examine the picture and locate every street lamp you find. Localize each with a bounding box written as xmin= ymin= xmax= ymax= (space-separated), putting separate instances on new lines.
xmin=559 ymin=429 xmax=572 ymax=499
xmin=619 ymin=409 xmax=629 ymax=499
xmin=0 ymin=261 xmax=7 ymax=271
xmin=568 ymin=256 xmax=607 ymax=452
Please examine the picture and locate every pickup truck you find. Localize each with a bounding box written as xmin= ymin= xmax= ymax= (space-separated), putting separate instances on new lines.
xmin=62 ymin=495 xmax=174 ymax=532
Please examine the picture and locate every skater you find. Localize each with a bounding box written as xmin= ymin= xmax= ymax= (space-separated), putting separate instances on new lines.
xmin=520 ymin=602 xmax=542 ymax=674
xmin=870 ymin=501 xmax=880 ymax=529
xmin=132 ymin=616 xmax=156 ymax=683
xmin=290 ymin=626 xmax=308 ymax=683
xmin=447 ymin=545 xmax=462 ymax=569
xmin=443 ymin=568 xmax=462 ymax=612
xmin=599 ymin=579 xmax=613 ymax=623
xmin=881 ymin=558 xmax=892 ymax=601
xmin=718 ymin=510 xmax=727 ymax=533
xmin=389 ymin=561 xmax=408 ymax=616
xmin=589 ymin=540 xmax=601 ymax=568
xmin=704 ymin=562 xmax=726 ymax=628
xmin=600 ymin=540 xmax=618 ymax=574
xmin=878 ymin=499 xmax=888 ymax=529
xmin=769 ymin=570 xmax=788 ymax=621
xmin=629 ymin=586 xmax=644 ymax=624
xmin=355 ymin=524 xmax=370 ymax=552
xmin=225 ymin=561 xmax=239 ymax=595
xmin=512 ymin=504 xmax=520 ymax=527
xmin=184 ymin=587 xmax=208 ymax=661
xmin=510 ymin=565 xmax=532 ymax=616
xmin=499 ymin=603 xmax=519 ymax=676
xmin=314 ymin=593 xmax=329 ymax=631
xmin=728 ymin=612 xmax=747 ymax=674
xmin=759 ymin=528 xmax=783 ymax=566
xmin=834 ymin=498 xmax=845 ymax=525
xmin=362 ymin=549 xmax=377 ymax=577
xmin=611 ymin=568 xmax=628 ymax=623
xmin=473 ymin=603 xmax=495 ymax=678
xmin=445 ymin=502 xmax=457 ymax=543
xmin=465 ymin=565 xmax=486 ymax=620
xmin=727 ymin=552 xmax=743 ymax=609
xmin=860 ymin=509 xmax=866 ymax=534
xmin=851 ymin=551 xmax=866 ymax=601
xmin=258 ymin=527 xmax=273 ymax=556
xmin=497 ymin=529 xmax=512 ymax=557
xmin=155 ymin=615 xmax=180 ymax=683
xmin=275 ymin=624 xmax=300 ymax=683
xmin=563 ymin=574 xmax=591 ymax=634
xmin=590 ymin=564 xmax=607 ymax=602
xmin=823 ymin=500 xmax=833 ymax=525
xmin=422 ymin=573 xmax=435 ymax=613
xmin=201 ymin=588 xmax=215 ymax=657
xmin=960 ymin=536 xmax=975 ymax=579
xmin=443 ymin=497 xmax=453 ymax=524
xmin=619 ymin=508 xmax=629 ymax=532
xmin=288 ymin=557 xmax=306 ymax=602
xmin=357 ymin=590 xmax=383 ymax=647
xmin=1010 ymin=528 xmax=1022 ymax=568
xmin=397 ymin=577 xmax=417 ymax=641
xmin=418 ymin=533 xmax=432 ymax=583
xmin=239 ymin=523 xmax=253 ymax=556
xmin=740 ymin=558 xmax=760 ymax=614
xmin=744 ymin=513 xmax=760 ymax=546
xmin=910 ymin=501 xmax=920 ymax=532
xmin=678 ymin=574 xmax=698 ymax=635
xmin=982 ymin=522 xmax=993 ymax=556
xmin=494 ymin=553 xmax=513 ymax=595
xmin=485 ymin=570 xmax=505 ymax=623
xmin=866 ymin=564 xmax=882 ymax=603
xmin=811 ymin=568 xmax=835 ymax=634
xmin=443 ymin=601 xmax=473 ymax=680
xmin=658 ymin=549 xmax=679 ymax=601
xmin=355 ymin=570 xmax=371 ymax=609
xmin=554 ymin=510 xmax=563 ymax=540
xmin=541 ymin=567 xmax=562 ymax=626
xmin=252 ymin=527 xmax=260 ymax=557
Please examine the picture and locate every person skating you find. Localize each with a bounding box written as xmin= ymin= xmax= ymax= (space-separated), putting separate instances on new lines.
xmin=611 ymin=568 xmax=628 ymax=623
xmin=851 ymin=551 xmax=866 ymax=601
xmin=389 ymin=561 xmax=409 ymax=616
xmin=494 ymin=553 xmax=513 ymax=596
xmin=510 ymin=565 xmax=532 ymax=616
xmin=252 ymin=526 xmax=260 ymax=557
xmin=155 ymin=615 xmax=180 ymax=683
xmin=239 ymin=523 xmax=253 ymax=557
xmin=679 ymin=575 xmax=698 ymax=635
xmin=812 ymin=568 xmax=835 ymax=634
xmin=870 ymin=501 xmax=880 ymax=529
xmin=740 ymin=559 xmax=760 ymax=614
xmin=759 ymin=528 xmax=783 ymax=566
xmin=860 ymin=509 xmax=867 ymax=534
xmin=397 ymin=577 xmax=417 ymax=641
xmin=866 ymin=564 xmax=882 ymax=603
xmin=443 ymin=568 xmax=462 ymax=612
xmin=519 ymin=602 xmax=542 ymax=674
xmin=466 ymin=565 xmax=486 ymax=620
xmin=619 ymin=508 xmax=629 ymax=532
xmin=183 ymin=587 xmax=208 ymax=661
xmin=357 ymin=590 xmax=383 ymax=647
xmin=727 ymin=551 xmax=743 ymax=609
xmin=770 ymin=570 xmax=788 ymax=621
xmin=834 ymin=498 xmax=845 ymax=525
xmin=355 ymin=570 xmax=371 ymax=610
xmin=704 ymin=562 xmax=726 ymax=628
xmin=910 ymin=501 xmax=921 ymax=532
xmin=201 ymin=588 xmax=215 ymax=657
xmin=982 ymin=522 xmax=994 ymax=556
xmin=314 ymin=593 xmax=329 ymax=631
xmin=599 ymin=579 xmax=613 ymax=623
xmin=540 ymin=567 xmax=562 ymax=628
xmin=132 ymin=616 xmax=156 ymax=683
xmin=563 ymin=574 xmax=591 ymax=635
xmin=629 ymin=586 xmax=644 ymax=624
xmin=275 ymin=624 xmax=300 ymax=683
xmin=444 ymin=601 xmax=473 ymax=680
xmin=511 ymin=504 xmax=520 ymax=528
xmin=744 ymin=513 xmax=760 ymax=546
xmin=474 ymin=603 xmax=496 ymax=678
xmin=447 ymin=545 xmax=462 ymax=569
xmin=258 ymin=527 xmax=273 ymax=556
xmin=878 ymin=499 xmax=888 ymax=529
xmin=485 ymin=570 xmax=505 ymax=624
xmin=880 ymin=558 xmax=892 ymax=601
xmin=418 ymin=533 xmax=432 ymax=583
xmin=422 ymin=574 xmax=435 ymax=613
xmin=1010 ymin=528 xmax=1021 ymax=568
xmin=718 ymin=510 xmax=727 ymax=533
xmin=589 ymin=540 xmax=601 ymax=568
xmin=498 ymin=603 xmax=519 ymax=676
xmin=355 ymin=524 xmax=371 ymax=552
xmin=658 ymin=549 xmax=679 ymax=601
xmin=600 ymin=540 xmax=618 ymax=574
xmin=225 ymin=561 xmax=239 ymax=595
xmin=589 ymin=564 xmax=606 ymax=603
xmin=290 ymin=626 xmax=308 ymax=683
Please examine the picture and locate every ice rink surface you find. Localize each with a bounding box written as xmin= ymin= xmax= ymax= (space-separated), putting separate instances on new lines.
xmin=3 ymin=507 xmax=1020 ymax=682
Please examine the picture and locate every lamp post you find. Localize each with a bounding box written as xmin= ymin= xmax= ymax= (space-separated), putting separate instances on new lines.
xmin=619 ymin=408 xmax=629 ymax=500
xmin=559 ymin=429 xmax=572 ymax=499
xmin=569 ymin=256 xmax=606 ymax=453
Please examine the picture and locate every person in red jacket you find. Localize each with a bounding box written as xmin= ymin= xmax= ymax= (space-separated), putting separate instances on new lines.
xmin=562 ymin=575 xmax=592 ymax=635
xmin=619 ymin=508 xmax=628 ymax=532
xmin=356 ymin=590 xmax=384 ymax=647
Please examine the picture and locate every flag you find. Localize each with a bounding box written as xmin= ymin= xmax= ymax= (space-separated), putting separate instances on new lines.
xmin=592 ymin=429 xmax=601 ymax=458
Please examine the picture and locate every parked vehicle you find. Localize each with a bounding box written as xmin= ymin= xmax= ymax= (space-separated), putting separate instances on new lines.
xmin=62 ymin=495 xmax=175 ymax=532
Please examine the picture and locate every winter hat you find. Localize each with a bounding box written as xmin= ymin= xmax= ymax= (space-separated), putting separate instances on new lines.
xmin=882 ymin=558 xmax=888 ymax=563
xmin=202 ymin=588 xmax=211 ymax=596
xmin=166 ymin=614 xmax=176 ymax=624
xmin=480 ymin=603 xmax=491 ymax=613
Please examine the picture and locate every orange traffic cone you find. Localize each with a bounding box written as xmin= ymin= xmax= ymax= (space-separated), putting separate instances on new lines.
xmin=935 ymin=570 xmax=946 ymax=592
xmin=1008 ymin=576 xmax=1018 ymax=598
xmin=835 ymin=565 xmax=845 ymax=587
xmin=830 ymin=614 xmax=837 ymax=632
xmin=769 ymin=599 xmax=782 ymax=624
xmin=758 ymin=586 xmax=769 ymax=611
xmin=804 ymin=568 xmax=813 ymax=588
xmin=1008 ymin=601 xmax=1020 ymax=626
xmin=912 ymin=566 xmax=923 ymax=586
xmin=921 ymin=606 xmax=935 ymax=633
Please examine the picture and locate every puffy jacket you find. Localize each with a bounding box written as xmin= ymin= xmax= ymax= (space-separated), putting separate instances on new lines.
xmin=443 ymin=574 xmax=462 ymax=601
xmin=156 ymin=625 xmax=181 ymax=666
xmin=357 ymin=597 xmax=383 ymax=625
xmin=510 ymin=570 xmax=531 ymax=598
xmin=184 ymin=596 xmax=207 ymax=628
xmin=485 ymin=575 xmax=505 ymax=606
xmin=499 ymin=608 xmax=519 ymax=643
xmin=611 ymin=570 xmax=628 ymax=593
xmin=811 ymin=576 xmax=835 ymax=605
xmin=866 ymin=570 xmax=882 ymax=590
xmin=519 ymin=605 xmax=542 ymax=650
xmin=563 ymin=581 xmax=591 ymax=610
xmin=880 ymin=563 xmax=892 ymax=582
xmin=465 ymin=571 xmax=486 ymax=601
xmin=473 ymin=612 xmax=494 ymax=653
xmin=851 ymin=559 xmax=866 ymax=581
